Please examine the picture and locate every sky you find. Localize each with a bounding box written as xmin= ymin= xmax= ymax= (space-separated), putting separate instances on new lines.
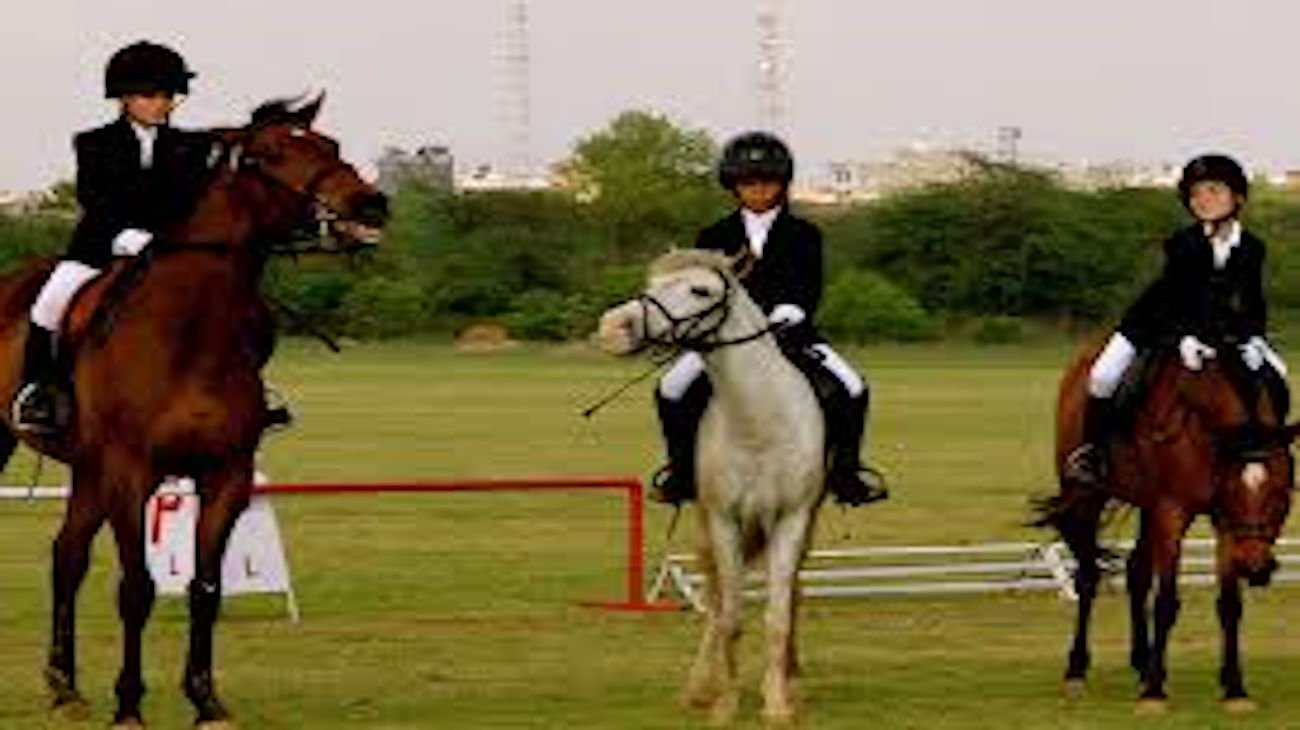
xmin=2 ymin=0 xmax=1298 ymax=190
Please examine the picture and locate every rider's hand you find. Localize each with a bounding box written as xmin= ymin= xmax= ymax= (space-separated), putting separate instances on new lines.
xmin=1178 ymin=335 xmax=1216 ymax=371
xmin=112 ymin=228 xmax=154 ymax=256
xmin=1239 ymin=337 xmax=1267 ymax=371
xmin=768 ymin=304 xmax=806 ymax=329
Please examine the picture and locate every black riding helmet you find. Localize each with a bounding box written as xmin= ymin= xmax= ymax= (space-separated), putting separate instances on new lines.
xmin=718 ymin=131 xmax=794 ymax=189
xmin=105 ymin=41 xmax=195 ymax=98
xmin=1178 ymin=154 xmax=1248 ymax=209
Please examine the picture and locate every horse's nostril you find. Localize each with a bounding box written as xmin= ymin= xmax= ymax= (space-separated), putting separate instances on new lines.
xmin=352 ymin=192 xmax=388 ymax=226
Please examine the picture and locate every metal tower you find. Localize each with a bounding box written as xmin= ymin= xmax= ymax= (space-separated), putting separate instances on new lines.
xmin=501 ymin=0 xmax=532 ymax=181
xmin=755 ymin=0 xmax=789 ymax=135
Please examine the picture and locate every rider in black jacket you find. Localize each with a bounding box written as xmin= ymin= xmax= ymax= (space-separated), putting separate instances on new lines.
xmin=652 ymin=131 xmax=888 ymax=507
xmin=1065 ymin=154 xmax=1289 ymax=484
xmin=12 ymin=41 xmax=215 ymax=433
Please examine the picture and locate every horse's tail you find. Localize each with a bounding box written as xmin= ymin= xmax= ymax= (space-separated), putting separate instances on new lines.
xmin=1028 ymin=488 xmax=1129 ymax=573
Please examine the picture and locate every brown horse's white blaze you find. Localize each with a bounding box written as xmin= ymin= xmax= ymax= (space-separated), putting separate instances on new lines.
xmin=0 ymin=93 xmax=386 ymax=728
xmin=601 ymin=250 xmax=825 ymax=725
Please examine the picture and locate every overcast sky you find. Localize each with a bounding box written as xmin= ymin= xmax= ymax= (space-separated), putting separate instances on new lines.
xmin=2 ymin=0 xmax=1297 ymax=190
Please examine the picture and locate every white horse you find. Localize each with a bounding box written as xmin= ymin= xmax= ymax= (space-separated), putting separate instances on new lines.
xmin=600 ymin=250 xmax=826 ymax=725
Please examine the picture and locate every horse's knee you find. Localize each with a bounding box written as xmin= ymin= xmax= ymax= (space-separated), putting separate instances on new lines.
xmin=188 ymin=579 xmax=221 ymax=625
xmin=118 ymin=571 xmax=156 ymax=624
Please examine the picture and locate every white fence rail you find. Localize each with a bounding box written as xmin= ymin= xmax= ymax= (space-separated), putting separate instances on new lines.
xmin=648 ymin=538 xmax=1300 ymax=611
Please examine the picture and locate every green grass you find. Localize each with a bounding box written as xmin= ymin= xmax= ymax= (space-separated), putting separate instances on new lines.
xmin=2 ymin=339 xmax=1300 ymax=728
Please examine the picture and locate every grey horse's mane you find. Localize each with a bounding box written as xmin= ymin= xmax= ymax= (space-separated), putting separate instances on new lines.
xmin=649 ymin=249 xmax=737 ymax=280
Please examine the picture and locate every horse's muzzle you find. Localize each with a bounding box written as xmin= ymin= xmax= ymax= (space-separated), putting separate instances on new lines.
xmin=353 ymin=192 xmax=390 ymax=228
xmin=1244 ymin=557 xmax=1279 ymax=587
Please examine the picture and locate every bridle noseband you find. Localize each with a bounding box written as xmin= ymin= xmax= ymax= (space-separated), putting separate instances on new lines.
xmin=224 ymin=130 xmax=358 ymax=240
xmin=638 ymin=267 xmax=778 ymax=353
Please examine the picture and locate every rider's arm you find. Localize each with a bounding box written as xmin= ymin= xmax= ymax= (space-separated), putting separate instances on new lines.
xmin=779 ymin=220 xmax=823 ymax=320
xmin=74 ymin=131 xmax=135 ymax=246
xmin=1243 ymin=236 xmax=1267 ymax=338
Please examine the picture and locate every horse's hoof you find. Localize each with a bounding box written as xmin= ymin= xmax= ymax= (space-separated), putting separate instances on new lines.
xmin=112 ymin=719 xmax=147 ymax=730
xmin=682 ymin=679 xmax=719 ymax=710
xmin=1134 ymin=698 xmax=1168 ymax=716
xmin=1223 ymin=697 xmax=1257 ymax=714
xmin=1060 ymin=679 xmax=1086 ymax=701
xmin=195 ymin=721 xmax=236 ymax=730
xmin=707 ymin=694 xmax=739 ymax=727
xmin=761 ymin=707 xmax=798 ymax=728
xmin=49 ymin=696 xmax=90 ymax=721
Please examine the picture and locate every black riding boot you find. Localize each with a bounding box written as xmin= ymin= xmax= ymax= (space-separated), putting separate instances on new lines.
xmin=651 ymin=379 xmax=710 ymax=506
xmin=1063 ymin=396 xmax=1112 ymax=485
xmin=823 ymin=387 xmax=889 ymax=506
xmin=12 ymin=325 xmax=60 ymax=433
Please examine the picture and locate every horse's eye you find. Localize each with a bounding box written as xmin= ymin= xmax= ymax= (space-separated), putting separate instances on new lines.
xmin=690 ymin=286 xmax=712 ymax=298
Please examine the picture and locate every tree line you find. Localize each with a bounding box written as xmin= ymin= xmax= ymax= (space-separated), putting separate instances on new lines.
xmin=5 ymin=110 xmax=1300 ymax=343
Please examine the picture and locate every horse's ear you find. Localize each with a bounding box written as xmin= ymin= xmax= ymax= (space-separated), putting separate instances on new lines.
xmin=289 ymin=90 xmax=325 ymax=127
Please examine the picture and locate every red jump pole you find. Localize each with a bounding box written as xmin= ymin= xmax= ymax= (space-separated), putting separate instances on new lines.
xmin=255 ymin=477 xmax=681 ymax=612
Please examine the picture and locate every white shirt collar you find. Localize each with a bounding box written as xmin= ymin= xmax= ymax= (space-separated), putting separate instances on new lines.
xmin=129 ymin=120 xmax=159 ymax=169
xmin=741 ymin=206 xmax=781 ymax=258
xmin=1204 ymin=220 xmax=1242 ymax=270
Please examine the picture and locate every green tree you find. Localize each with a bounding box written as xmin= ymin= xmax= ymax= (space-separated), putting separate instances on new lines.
xmin=556 ymin=110 xmax=727 ymax=256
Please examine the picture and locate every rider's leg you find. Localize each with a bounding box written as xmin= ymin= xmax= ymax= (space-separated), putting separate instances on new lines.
xmin=802 ymin=343 xmax=888 ymax=506
xmin=13 ymin=261 xmax=101 ymax=432
xmin=1065 ymin=332 xmax=1135 ymax=484
xmin=653 ymin=352 xmax=710 ymax=505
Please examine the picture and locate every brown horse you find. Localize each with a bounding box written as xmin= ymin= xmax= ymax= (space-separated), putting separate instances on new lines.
xmin=1036 ymin=341 xmax=1295 ymax=714
xmin=0 ymin=94 xmax=386 ymax=729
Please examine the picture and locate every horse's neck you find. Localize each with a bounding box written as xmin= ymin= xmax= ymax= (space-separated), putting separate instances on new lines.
xmin=703 ymin=304 xmax=810 ymax=428
xmin=167 ymin=168 xmax=290 ymax=249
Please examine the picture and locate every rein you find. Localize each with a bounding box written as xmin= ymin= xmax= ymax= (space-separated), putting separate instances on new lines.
xmin=581 ymin=266 xmax=780 ymax=418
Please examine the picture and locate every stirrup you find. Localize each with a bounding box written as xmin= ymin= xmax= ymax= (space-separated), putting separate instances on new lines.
xmin=829 ymin=465 xmax=889 ymax=507
xmin=1063 ymin=443 xmax=1107 ymax=485
xmin=262 ymin=386 xmax=294 ymax=434
xmin=650 ymin=464 xmax=694 ymax=506
xmin=12 ymin=382 xmax=59 ymax=434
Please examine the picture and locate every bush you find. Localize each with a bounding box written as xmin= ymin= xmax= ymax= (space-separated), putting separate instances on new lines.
xmin=502 ymin=289 xmax=598 ymax=341
xmin=972 ymin=315 xmax=1025 ymax=344
xmin=338 ymin=276 xmax=428 ymax=339
xmin=819 ymin=270 xmax=939 ymax=342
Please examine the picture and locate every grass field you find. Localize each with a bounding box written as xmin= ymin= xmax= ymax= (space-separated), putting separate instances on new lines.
xmin=3 ymin=339 xmax=1300 ymax=728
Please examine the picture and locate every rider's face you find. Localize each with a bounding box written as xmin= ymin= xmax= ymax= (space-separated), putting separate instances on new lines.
xmin=121 ymin=92 xmax=178 ymax=127
xmin=734 ymin=178 xmax=784 ymax=213
xmin=1188 ymin=180 xmax=1240 ymax=223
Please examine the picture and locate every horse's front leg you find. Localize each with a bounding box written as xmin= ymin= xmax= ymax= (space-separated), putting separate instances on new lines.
xmin=1127 ymin=515 xmax=1153 ymax=682
xmin=1217 ymin=539 xmax=1255 ymax=712
xmin=183 ymin=464 xmax=253 ymax=728
xmin=692 ymin=514 xmax=743 ymax=726
xmin=46 ymin=468 xmax=106 ymax=720
xmin=761 ymin=510 xmax=812 ymax=726
xmin=106 ymin=475 xmax=158 ymax=730
xmin=1136 ymin=504 xmax=1191 ymax=713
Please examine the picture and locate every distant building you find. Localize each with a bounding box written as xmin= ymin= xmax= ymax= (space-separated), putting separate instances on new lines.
xmin=0 ymin=189 xmax=53 ymax=215
xmin=375 ymin=145 xmax=454 ymax=194
xmin=798 ymin=145 xmax=981 ymax=204
xmin=454 ymin=163 xmax=554 ymax=192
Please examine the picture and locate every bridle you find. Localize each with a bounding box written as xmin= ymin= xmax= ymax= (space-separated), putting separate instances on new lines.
xmin=637 ymin=267 xmax=778 ymax=353
xmin=222 ymin=127 xmax=364 ymax=249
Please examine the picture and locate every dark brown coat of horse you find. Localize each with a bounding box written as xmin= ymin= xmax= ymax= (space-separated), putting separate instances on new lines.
xmin=0 ymin=95 xmax=386 ymax=729
xmin=1036 ymin=343 xmax=1295 ymax=713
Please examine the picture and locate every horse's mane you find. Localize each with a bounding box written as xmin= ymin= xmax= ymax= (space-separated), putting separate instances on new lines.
xmin=649 ymin=249 xmax=736 ymax=279
xmin=249 ymin=98 xmax=302 ymax=127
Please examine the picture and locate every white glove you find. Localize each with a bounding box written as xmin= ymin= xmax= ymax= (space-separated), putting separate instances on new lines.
xmin=768 ymin=304 xmax=806 ymax=328
xmin=1178 ymin=335 xmax=1216 ymax=371
xmin=1239 ymin=337 xmax=1266 ymax=371
xmin=111 ymin=228 xmax=154 ymax=256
